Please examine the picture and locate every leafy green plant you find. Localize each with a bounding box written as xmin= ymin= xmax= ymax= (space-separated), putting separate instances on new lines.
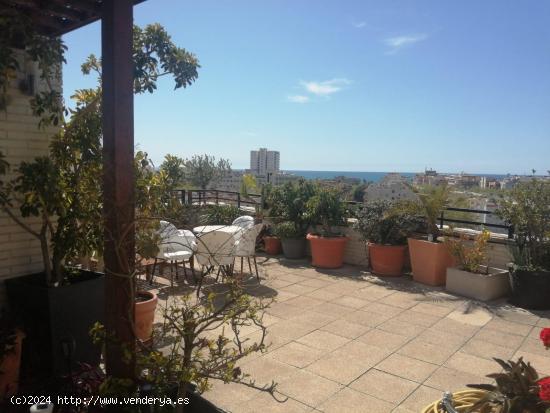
xmin=184 ymin=154 xmax=231 ymax=190
xmin=91 ymin=283 xmax=278 ymax=412
xmin=199 ymin=204 xmax=241 ymax=226
xmin=411 ymin=183 xmax=451 ymax=240
xmin=273 ymin=221 xmax=305 ymax=239
xmin=467 ymin=358 xmax=550 ymax=413
xmin=354 ymin=200 xmax=423 ymax=245
xmin=445 ymin=230 xmax=491 ymax=274
xmin=496 ymin=179 xmax=550 ymax=271
xmin=306 ymin=188 xmax=347 ymax=237
xmin=0 ymin=23 xmax=200 ymax=286
xmin=159 ymin=154 xmax=186 ymax=190
xmin=266 ymin=180 xmax=317 ymax=236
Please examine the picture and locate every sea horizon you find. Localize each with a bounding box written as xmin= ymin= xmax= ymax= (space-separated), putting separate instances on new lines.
xmin=283 ymin=170 xmax=511 ymax=182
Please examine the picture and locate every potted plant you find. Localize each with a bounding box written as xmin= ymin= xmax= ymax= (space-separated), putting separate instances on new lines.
xmin=0 ymin=310 xmax=24 ymax=399
xmin=266 ymin=180 xmax=316 ymax=259
xmin=90 ymin=283 xmax=278 ymax=413
xmin=422 ymin=358 xmax=550 ymax=413
xmin=496 ymin=179 xmax=550 ymax=310
xmin=407 ymin=184 xmax=455 ymax=285
xmin=273 ymin=221 xmax=307 ymax=259
xmin=422 ymin=328 xmax=550 ymax=413
xmin=262 ymin=225 xmax=282 ymax=255
xmin=1 ymin=100 xmax=105 ymax=377
xmin=445 ymin=230 xmax=510 ymax=301
xmin=305 ymin=188 xmax=348 ymax=269
xmin=354 ymin=201 xmax=422 ymax=276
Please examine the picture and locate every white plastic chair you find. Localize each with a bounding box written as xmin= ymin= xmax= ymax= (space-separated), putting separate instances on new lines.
xmin=234 ymin=223 xmax=263 ymax=281
xmin=152 ymin=221 xmax=197 ymax=286
xmin=232 ymin=215 xmax=254 ymax=229
xmin=195 ymin=229 xmax=237 ymax=296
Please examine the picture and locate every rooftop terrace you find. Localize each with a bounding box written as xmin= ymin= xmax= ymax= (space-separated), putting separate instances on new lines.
xmin=146 ymin=256 xmax=550 ymax=413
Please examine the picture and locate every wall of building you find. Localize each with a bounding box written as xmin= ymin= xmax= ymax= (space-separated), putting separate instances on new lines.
xmin=0 ymin=55 xmax=60 ymax=303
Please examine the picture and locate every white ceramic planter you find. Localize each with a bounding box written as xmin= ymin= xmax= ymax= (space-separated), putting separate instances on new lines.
xmin=446 ymin=266 xmax=510 ymax=301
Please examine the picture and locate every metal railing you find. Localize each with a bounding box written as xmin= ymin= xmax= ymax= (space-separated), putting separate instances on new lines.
xmin=439 ymin=207 xmax=513 ymax=238
xmin=172 ymin=189 xmax=262 ymax=209
xmin=344 ymin=201 xmax=514 ymax=239
xmin=169 ymin=192 xmax=514 ymax=238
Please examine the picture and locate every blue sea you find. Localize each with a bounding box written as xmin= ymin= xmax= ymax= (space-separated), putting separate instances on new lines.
xmin=285 ymin=170 xmax=509 ymax=182
xmin=285 ymin=170 xmax=415 ymax=182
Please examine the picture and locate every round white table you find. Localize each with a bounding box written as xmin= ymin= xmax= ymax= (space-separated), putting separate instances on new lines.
xmin=193 ymin=225 xmax=244 ymax=236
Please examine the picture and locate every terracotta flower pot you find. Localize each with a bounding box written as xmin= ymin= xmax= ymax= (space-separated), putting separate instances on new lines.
xmin=263 ymin=236 xmax=282 ymax=255
xmin=307 ymin=234 xmax=348 ymax=269
xmin=135 ymin=291 xmax=158 ymax=341
xmin=368 ymin=243 xmax=407 ymax=276
xmin=0 ymin=330 xmax=25 ymax=398
xmin=408 ymin=238 xmax=455 ymax=286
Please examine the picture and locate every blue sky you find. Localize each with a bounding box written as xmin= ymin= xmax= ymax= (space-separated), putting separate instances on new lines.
xmin=62 ymin=0 xmax=550 ymax=175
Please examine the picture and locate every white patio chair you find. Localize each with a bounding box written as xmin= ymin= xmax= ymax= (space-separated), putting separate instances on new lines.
xmin=151 ymin=221 xmax=197 ymax=286
xmin=234 ymin=223 xmax=263 ymax=281
xmin=194 ymin=229 xmax=237 ymax=296
xmin=232 ymin=215 xmax=254 ymax=229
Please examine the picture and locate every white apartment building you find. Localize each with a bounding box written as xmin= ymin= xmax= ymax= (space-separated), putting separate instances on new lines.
xmin=250 ymin=148 xmax=280 ymax=175
xmin=364 ymin=174 xmax=418 ymax=203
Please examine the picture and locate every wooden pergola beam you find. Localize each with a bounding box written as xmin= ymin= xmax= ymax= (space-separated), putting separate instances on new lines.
xmin=101 ymin=0 xmax=136 ymax=380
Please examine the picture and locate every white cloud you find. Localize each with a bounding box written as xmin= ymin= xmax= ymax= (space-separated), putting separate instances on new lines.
xmin=287 ymin=95 xmax=310 ymax=103
xmin=353 ymin=21 xmax=366 ymax=29
xmin=300 ymin=78 xmax=351 ymax=97
xmin=384 ymin=33 xmax=428 ymax=54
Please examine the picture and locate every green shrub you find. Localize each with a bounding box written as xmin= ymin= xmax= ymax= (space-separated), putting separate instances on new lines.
xmin=199 ymin=204 xmax=242 ymax=226
xmin=354 ymin=200 xmax=422 ymax=245
xmin=273 ymin=221 xmax=305 ymax=239
xmin=306 ymin=188 xmax=347 ymax=237
xmin=496 ymin=179 xmax=550 ymax=270
xmin=266 ymin=180 xmax=316 ymax=234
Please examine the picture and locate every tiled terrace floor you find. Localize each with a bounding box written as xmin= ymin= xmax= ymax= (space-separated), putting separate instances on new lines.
xmin=147 ymin=257 xmax=550 ymax=413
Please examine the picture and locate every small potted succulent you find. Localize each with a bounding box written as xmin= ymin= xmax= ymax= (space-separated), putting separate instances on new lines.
xmin=496 ymin=179 xmax=550 ymax=310
xmin=445 ymin=230 xmax=510 ymax=301
xmin=306 ymin=189 xmax=348 ymax=269
xmin=407 ymin=184 xmax=455 ymax=285
xmin=354 ymin=200 xmax=422 ymax=276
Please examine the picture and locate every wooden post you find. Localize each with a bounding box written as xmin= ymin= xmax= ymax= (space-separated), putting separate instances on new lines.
xmin=101 ymin=0 xmax=135 ymax=381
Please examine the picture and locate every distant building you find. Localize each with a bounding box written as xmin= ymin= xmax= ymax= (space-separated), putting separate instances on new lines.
xmin=413 ymin=169 xmax=447 ymax=186
xmin=454 ymin=173 xmax=480 ymax=189
xmin=364 ymin=173 xmax=417 ymax=203
xmin=212 ymin=148 xmax=297 ymax=192
xmin=250 ymin=148 xmax=280 ymax=175
xmin=480 ymin=176 xmax=499 ymax=189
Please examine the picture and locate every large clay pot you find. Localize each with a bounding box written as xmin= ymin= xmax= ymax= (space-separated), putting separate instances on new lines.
xmin=408 ymin=238 xmax=454 ymax=286
xmin=264 ymin=236 xmax=282 ymax=255
xmin=135 ymin=291 xmax=158 ymax=341
xmin=0 ymin=330 xmax=25 ymax=398
xmin=368 ymin=243 xmax=406 ymax=276
xmin=307 ymin=234 xmax=348 ymax=269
